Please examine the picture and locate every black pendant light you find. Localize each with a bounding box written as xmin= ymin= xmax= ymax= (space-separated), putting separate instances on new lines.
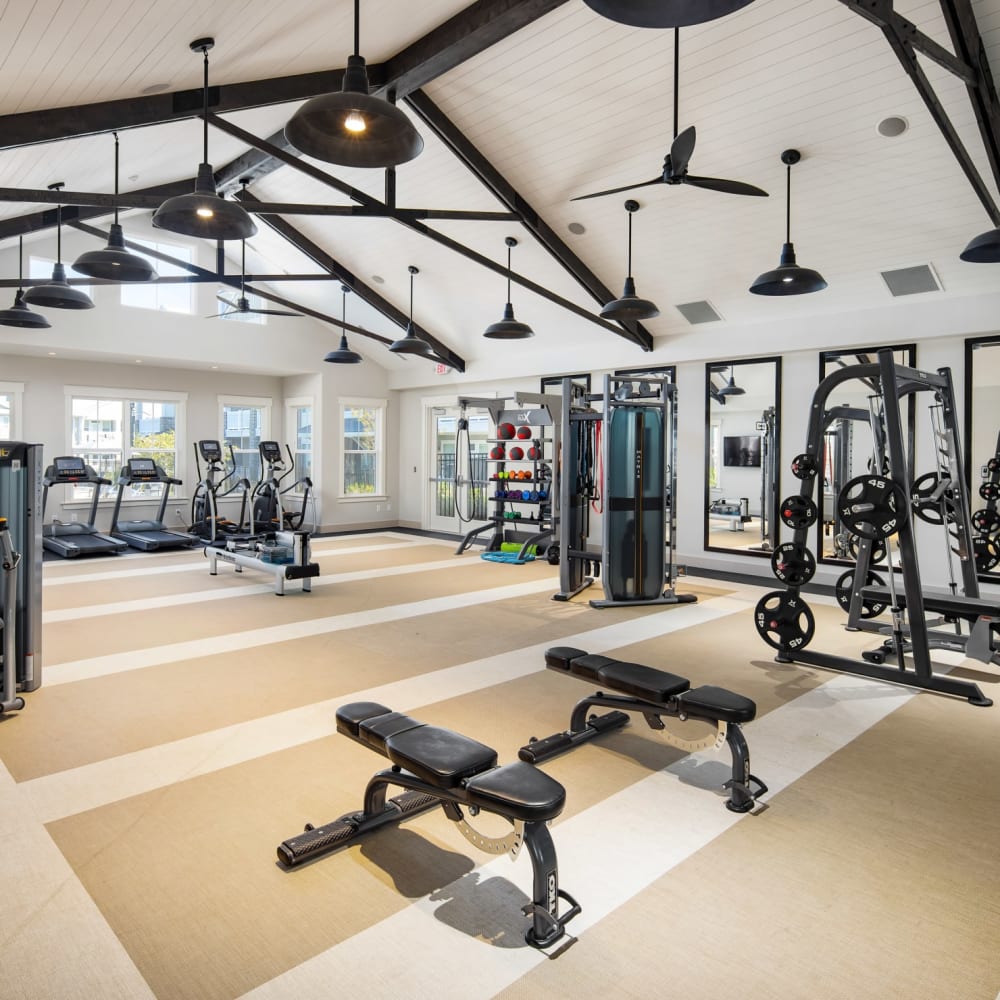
xmin=0 ymin=237 xmax=51 ymax=329
xmin=960 ymin=224 xmax=1000 ymax=263
xmin=750 ymin=149 xmax=827 ymax=296
xmin=484 ymin=237 xmax=534 ymax=340
xmin=284 ymin=0 xmax=423 ymax=168
xmin=389 ymin=266 xmax=434 ymax=357
xmin=152 ymin=39 xmax=257 ymax=240
xmin=601 ymin=200 xmax=660 ymax=321
xmin=74 ymin=133 xmax=157 ymax=282
xmin=582 ymin=0 xmax=755 ymax=28
xmin=324 ymin=285 xmax=363 ymax=364
xmin=718 ymin=367 xmax=745 ymax=396
xmin=23 ymin=184 xmax=94 ymax=309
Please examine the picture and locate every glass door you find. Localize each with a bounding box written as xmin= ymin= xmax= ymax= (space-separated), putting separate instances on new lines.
xmin=426 ymin=405 xmax=491 ymax=533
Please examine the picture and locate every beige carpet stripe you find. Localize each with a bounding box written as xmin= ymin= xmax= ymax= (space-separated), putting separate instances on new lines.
xmin=22 ymin=595 xmax=743 ymax=824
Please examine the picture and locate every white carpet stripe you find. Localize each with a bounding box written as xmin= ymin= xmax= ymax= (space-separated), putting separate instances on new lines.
xmin=43 ymin=556 xmax=487 ymax=623
xmin=21 ymin=596 xmax=743 ymax=824
xmin=239 ymin=668 xmax=918 ymax=1000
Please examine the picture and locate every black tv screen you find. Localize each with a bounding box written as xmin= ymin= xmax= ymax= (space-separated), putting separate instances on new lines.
xmin=723 ymin=435 xmax=761 ymax=467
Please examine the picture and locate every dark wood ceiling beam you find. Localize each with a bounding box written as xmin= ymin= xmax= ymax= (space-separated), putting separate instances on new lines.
xmin=235 ymin=191 xmax=466 ymax=371
xmin=0 ymin=273 xmax=347 ymax=287
xmin=405 ymin=88 xmax=653 ymax=351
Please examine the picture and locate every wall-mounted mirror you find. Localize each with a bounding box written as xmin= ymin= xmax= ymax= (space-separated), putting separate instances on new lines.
xmin=704 ymin=357 xmax=781 ymax=557
xmin=965 ymin=335 xmax=1000 ymax=584
xmin=816 ymin=346 xmax=915 ymax=565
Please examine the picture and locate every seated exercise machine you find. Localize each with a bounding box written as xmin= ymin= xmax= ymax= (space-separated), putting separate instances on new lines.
xmin=41 ymin=456 xmax=127 ymax=557
xmin=109 ymin=459 xmax=198 ymax=551
xmin=189 ymin=440 xmax=253 ymax=545
xmin=251 ymin=441 xmax=316 ymax=533
xmin=277 ymin=702 xmax=580 ymax=949
xmin=521 ymin=646 xmax=765 ymax=813
xmin=708 ymin=496 xmax=752 ymax=531
xmin=204 ymin=527 xmax=319 ymax=596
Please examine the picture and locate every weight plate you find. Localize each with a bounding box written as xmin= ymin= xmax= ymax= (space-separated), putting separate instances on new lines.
xmin=972 ymin=508 xmax=1000 ymax=536
xmin=779 ymin=494 xmax=818 ymax=530
xmin=979 ymin=481 xmax=1000 ymax=502
xmin=837 ymin=475 xmax=908 ymax=540
xmin=910 ymin=471 xmax=955 ymax=526
xmin=790 ymin=453 xmax=817 ymax=480
xmin=834 ymin=569 xmax=887 ymax=619
xmin=847 ymin=534 xmax=887 ymax=565
xmin=973 ymin=535 xmax=1000 ymax=572
xmin=754 ymin=591 xmax=816 ymax=651
xmin=770 ymin=542 xmax=817 ymax=586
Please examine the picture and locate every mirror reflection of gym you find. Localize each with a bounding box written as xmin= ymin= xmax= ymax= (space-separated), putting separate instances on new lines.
xmin=816 ymin=346 xmax=915 ymax=565
xmin=704 ymin=357 xmax=781 ymax=556
xmin=965 ymin=335 xmax=1000 ymax=583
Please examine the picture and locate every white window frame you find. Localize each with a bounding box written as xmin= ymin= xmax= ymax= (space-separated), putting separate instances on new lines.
xmin=285 ymin=395 xmax=315 ymax=495
xmin=64 ymin=385 xmax=188 ymax=502
xmin=219 ymin=394 xmax=272 ymax=486
xmin=0 ymin=381 xmax=24 ymax=440
xmin=340 ymin=396 xmax=386 ymax=500
xmin=119 ymin=239 xmax=192 ymax=314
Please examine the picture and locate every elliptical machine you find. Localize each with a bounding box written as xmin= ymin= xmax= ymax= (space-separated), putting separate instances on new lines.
xmin=251 ymin=441 xmax=316 ymax=533
xmin=189 ymin=440 xmax=253 ymax=544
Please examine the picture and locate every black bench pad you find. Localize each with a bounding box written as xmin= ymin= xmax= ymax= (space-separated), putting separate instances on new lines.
xmin=861 ymin=586 xmax=999 ymax=621
xmin=465 ymin=761 xmax=565 ymax=823
xmin=336 ymin=701 xmax=393 ymax=740
xmin=545 ymin=646 xmax=588 ymax=670
xmin=359 ymin=712 xmax=426 ymax=754
xmin=546 ymin=646 xmax=619 ymax=682
xmin=384 ymin=724 xmax=498 ymax=788
xmin=679 ymin=686 xmax=756 ymax=724
xmin=597 ymin=661 xmax=690 ymax=701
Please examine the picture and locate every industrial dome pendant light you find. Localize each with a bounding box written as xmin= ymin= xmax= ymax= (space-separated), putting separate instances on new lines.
xmin=0 ymin=237 xmax=51 ymax=329
xmin=388 ymin=266 xmax=434 ymax=357
xmin=152 ymin=39 xmax=257 ymax=240
xmin=582 ymin=0 xmax=755 ymax=28
xmin=24 ymin=183 xmax=94 ymax=310
xmin=284 ymin=0 xmax=423 ymax=168
xmin=484 ymin=237 xmax=534 ymax=340
xmin=718 ymin=366 xmax=746 ymax=396
xmin=324 ymin=285 xmax=363 ymax=364
xmin=74 ymin=133 xmax=157 ymax=282
xmin=960 ymin=223 xmax=1000 ymax=263
xmin=749 ymin=149 xmax=827 ymax=296
xmin=601 ymin=200 xmax=660 ymax=321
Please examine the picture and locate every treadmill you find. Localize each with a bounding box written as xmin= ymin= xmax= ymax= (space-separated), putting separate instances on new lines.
xmin=41 ymin=457 xmax=128 ymax=558
xmin=109 ymin=458 xmax=198 ymax=551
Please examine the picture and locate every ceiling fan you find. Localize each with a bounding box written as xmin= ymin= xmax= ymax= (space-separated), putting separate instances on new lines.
xmin=212 ymin=239 xmax=303 ymax=318
xmin=571 ymin=28 xmax=768 ymax=202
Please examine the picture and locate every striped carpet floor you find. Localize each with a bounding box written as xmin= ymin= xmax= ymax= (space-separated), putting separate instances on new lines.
xmin=1 ymin=531 xmax=998 ymax=1000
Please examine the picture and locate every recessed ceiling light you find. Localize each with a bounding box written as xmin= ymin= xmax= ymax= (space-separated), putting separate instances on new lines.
xmin=210 ymin=365 xmax=219 ymax=370
xmin=47 ymin=351 xmax=56 ymax=356
xmin=877 ymin=115 xmax=908 ymax=138
xmin=135 ymin=359 xmax=143 ymax=364
xmin=568 ymin=222 xmax=586 ymax=235
xmin=371 ymin=274 xmax=385 ymax=284
xmin=141 ymin=82 xmax=171 ymax=95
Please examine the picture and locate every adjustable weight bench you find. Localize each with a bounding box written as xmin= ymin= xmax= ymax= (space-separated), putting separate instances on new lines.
xmin=277 ymin=702 xmax=580 ymax=949
xmin=520 ymin=647 xmax=767 ymax=813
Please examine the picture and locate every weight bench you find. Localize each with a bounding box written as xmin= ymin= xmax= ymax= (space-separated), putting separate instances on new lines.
xmin=520 ymin=647 xmax=767 ymax=813
xmin=860 ymin=586 xmax=999 ymax=665
xmin=277 ymin=702 xmax=580 ymax=949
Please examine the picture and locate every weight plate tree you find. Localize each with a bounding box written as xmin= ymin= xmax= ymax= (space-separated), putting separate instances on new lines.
xmin=752 ymin=350 xmax=991 ymax=707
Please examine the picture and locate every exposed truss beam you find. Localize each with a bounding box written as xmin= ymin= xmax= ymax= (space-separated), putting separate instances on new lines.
xmin=0 ymin=273 xmax=345 ymax=287
xmin=405 ymin=89 xmax=653 ymax=351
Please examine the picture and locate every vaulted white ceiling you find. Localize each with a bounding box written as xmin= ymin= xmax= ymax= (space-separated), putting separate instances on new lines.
xmin=0 ymin=0 xmax=997 ymax=386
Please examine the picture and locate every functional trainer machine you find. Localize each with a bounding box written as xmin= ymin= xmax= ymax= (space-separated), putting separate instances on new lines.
xmin=0 ymin=441 xmax=43 ymax=709
xmin=41 ymin=456 xmax=128 ymax=558
xmin=277 ymin=701 xmax=580 ymax=949
xmin=755 ymin=350 xmax=992 ymax=706
xmin=110 ymin=459 xmax=198 ymax=551
xmin=521 ymin=646 xmax=766 ymax=812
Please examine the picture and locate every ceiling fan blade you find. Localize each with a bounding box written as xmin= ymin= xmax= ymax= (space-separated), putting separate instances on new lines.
xmin=668 ymin=125 xmax=696 ymax=177
xmin=570 ymin=177 xmax=662 ymax=201
xmin=683 ymin=174 xmax=769 ymax=196
xmin=217 ymin=295 xmax=239 ymax=307
xmin=253 ymin=308 xmax=304 ymax=317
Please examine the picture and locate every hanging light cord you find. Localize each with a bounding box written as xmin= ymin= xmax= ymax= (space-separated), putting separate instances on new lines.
xmin=506 ymin=244 xmax=512 ymax=303
xmin=113 ymin=132 xmax=120 ymax=225
xmin=409 ymin=270 xmax=414 ymax=321
xmin=240 ymin=240 xmax=246 ymax=298
xmin=673 ymin=28 xmax=679 ymax=140
xmin=55 ymin=191 xmax=62 ymax=264
xmin=17 ymin=235 xmax=24 ymax=291
xmin=785 ymin=160 xmax=792 ymax=244
xmin=354 ymin=0 xmax=360 ymax=57
xmin=626 ymin=209 xmax=634 ymax=278
xmin=202 ymin=45 xmax=210 ymax=163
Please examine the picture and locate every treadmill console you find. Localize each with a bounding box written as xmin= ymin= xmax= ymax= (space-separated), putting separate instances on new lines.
xmin=126 ymin=458 xmax=160 ymax=482
xmin=259 ymin=441 xmax=283 ymax=463
xmin=49 ymin=456 xmax=88 ymax=482
xmin=199 ymin=440 xmax=223 ymax=462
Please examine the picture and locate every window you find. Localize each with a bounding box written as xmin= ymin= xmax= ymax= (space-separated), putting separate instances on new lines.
xmin=219 ymin=291 xmax=267 ymax=325
xmin=66 ymin=387 xmax=186 ymax=501
xmin=341 ymin=398 xmax=385 ymax=497
xmin=285 ymin=398 xmax=314 ymax=494
xmin=120 ymin=239 xmax=190 ymax=314
xmin=709 ymin=423 xmax=722 ymax=490
xmin=30 ymin=256 xmax=91 ymax=298
xmin=0 ymin=382 xmax=23 ymax=439
xmin=220 ymin=396 xmax=270 ymax=485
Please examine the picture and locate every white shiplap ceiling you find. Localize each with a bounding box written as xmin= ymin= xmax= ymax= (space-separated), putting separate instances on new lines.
xmin=0 ymin=0 xmax=997 ymax=385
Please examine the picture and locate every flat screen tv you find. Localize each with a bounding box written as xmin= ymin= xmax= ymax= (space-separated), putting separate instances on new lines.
xmin=723 ymin=435 xmax=761 ymax=467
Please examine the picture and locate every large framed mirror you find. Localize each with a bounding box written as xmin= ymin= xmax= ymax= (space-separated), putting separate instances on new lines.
xmin=704 ymin=357 xmax=781 ymax=557
xmin=816 ymin=345 xmax=915 ymax=565
xmin=965 ymin=335 xmax=1000 ymax=585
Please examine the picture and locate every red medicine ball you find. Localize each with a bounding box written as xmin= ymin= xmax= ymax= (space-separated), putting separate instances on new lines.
xmin=489 ymin=445 xmax=505 ymax=460
xmin=527 ymin=445 xmax=542 ymax=460
xmin=498 ymin=422 xmax=516 ymax=440
xmin=508 ymin=446 xmax=524 ymax=460
xmin=516 ymin=425 xmax=532 ymax=439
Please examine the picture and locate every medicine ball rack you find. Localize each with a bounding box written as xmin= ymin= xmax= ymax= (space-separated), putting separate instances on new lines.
xmin=755 ymin=350 xmax=992 ymax=707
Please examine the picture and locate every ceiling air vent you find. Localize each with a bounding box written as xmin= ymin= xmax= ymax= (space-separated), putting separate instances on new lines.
xmin=880 ymin=264 xmax=942 ymax=297
xmin=675 ymin=300 xmax=722 ymax=324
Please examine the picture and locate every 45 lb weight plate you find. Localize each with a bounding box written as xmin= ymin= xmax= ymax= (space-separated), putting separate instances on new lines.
xmin=834 ymin=570 xmax=887 ymax=619
xmin=837 ymin=475 xmax=908 ymax=540
xmin=755 ymin=592 xmax=816 ymax=651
